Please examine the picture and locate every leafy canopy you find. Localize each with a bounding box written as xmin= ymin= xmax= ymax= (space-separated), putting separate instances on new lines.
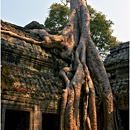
xmin=87 ymin=5 xmax=120 ymax=58
xmin=44 ymin=3 xmax=120 ymax=58
xmin=44 ymin=3 xmax=70 ymax=32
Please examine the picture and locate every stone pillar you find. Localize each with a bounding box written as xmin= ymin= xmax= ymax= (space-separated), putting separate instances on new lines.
xmin=1 ymin=105 xmax=6 ymax=130
xmin=34 ymin=105 xmax=42 ymax=130
xmin=30 ymin=109 xmax=34 ymax=130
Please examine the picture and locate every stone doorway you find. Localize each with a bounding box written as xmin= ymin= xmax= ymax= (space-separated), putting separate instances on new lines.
xmin=4 ymin=109 xmax=30 ymax=130
xmin=42 ymin=113 xmax=59 ymax=130
xmin=120 ymin=110 xmax=129 ymax=130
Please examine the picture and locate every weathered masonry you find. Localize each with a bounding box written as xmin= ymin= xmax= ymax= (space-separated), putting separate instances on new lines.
xmin=1 ymin=20 xmax=129 ymax=130
xmin=104 ymin=42 xmax=129 ymax=130
xmin=1 ymin=20 xmax=68 ymax=130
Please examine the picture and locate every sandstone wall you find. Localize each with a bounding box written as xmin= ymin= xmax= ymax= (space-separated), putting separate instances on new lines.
xmin=104 ymin=42 xmax=129 ymax=111
xmin=104 ymin=42 xmax=129 ymax=130
xmin=1 ymin=20 xmax=67 ymax=130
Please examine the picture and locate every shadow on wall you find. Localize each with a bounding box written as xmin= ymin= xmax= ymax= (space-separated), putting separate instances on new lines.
xmin=4 ymin=109 xmax=30 ymax=130
xmin=42 ymin=113 xmax=59 ymax=130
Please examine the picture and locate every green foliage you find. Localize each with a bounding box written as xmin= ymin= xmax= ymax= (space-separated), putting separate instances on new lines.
xmin=44 ymin=3 xmax=70 ymax=33
xmin=87 ymin=5 xmax=120 ymax=58
xmin=44 ymin=3 xmax=120 ymax=58
xmin=60 ymin=0 xmax=70 ymax=6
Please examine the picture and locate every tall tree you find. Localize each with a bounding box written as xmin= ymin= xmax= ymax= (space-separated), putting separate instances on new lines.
xmin=1 ymin=0 xmax=116 ymax=129
xmin=87 ymin=5 xmax=120 ymax=58
xmin=44 ymin=3 xmax=120 ymax=58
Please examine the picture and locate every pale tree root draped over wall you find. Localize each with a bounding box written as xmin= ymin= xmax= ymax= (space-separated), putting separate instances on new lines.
xmin=59 ymin=0 xmax=114 ymax=129
xmin=1 ymin=0 xmax=115 ymax=129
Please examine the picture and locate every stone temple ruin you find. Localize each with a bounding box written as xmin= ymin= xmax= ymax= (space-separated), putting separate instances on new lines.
xmin=104 ymin=42 xmax=129 ymax=130
xmin=1 ymin=20 xmax=129 ymax=130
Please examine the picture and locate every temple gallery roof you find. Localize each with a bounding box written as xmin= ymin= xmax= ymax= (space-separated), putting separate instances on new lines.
xmin=104 ymin=42 xmax=129 ymax=66
xmin=1 ymin=20 xmax=67 ymax=100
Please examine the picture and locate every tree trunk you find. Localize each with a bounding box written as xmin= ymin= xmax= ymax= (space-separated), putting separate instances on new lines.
xmin=59 ymin=0 xmax=114 ymax=130
xmin=1 ymin=0 xmax=115 ymax=129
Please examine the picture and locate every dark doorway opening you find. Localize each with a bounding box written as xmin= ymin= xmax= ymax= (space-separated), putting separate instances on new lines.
xmin=5 ymin=109 xmax=30 ymax=130
xmin=120 ymin=110 xmax=129 ymax=130
xmin=42 ymin=113 xmax=59 ymax=130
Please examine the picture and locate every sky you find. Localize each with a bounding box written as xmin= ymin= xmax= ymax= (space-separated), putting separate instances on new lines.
xmin=1 ymin=0 xmax=129 ymax=42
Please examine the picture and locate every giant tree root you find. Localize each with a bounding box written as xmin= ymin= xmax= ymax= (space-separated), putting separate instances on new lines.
xmin=1 ymin=0 xmax=115 ymax=129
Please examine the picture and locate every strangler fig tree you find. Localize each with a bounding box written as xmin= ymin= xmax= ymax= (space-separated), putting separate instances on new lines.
xmin=1 ymin=0 xmax=115 ymax=129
